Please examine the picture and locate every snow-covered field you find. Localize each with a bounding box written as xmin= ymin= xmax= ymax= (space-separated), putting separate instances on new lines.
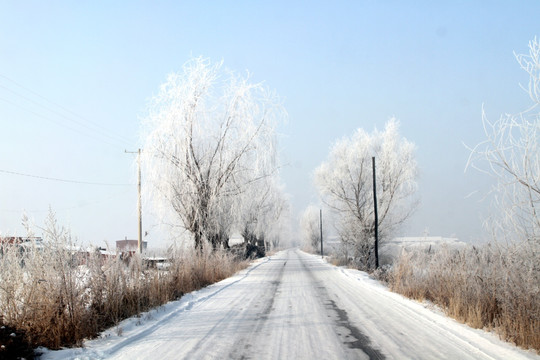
xmin=379 ymin=236 xmax=467 ymax=264
xmin=39 ymin=249 xmax=539 ymax=360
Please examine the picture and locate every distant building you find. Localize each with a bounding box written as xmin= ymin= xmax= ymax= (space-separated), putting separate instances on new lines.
xmin=116 ymin=238 xmax=147 ymax=253
xmin=0 ymin=236 xmax=43 ymax=245
xmin=0 ymin=237 xmax=44 ymax=252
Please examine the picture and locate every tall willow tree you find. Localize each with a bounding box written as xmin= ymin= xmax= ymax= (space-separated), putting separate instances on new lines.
xmin=141 ymin=58 xmax=284 ymax=250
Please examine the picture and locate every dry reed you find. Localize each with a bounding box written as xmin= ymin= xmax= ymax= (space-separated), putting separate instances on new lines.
xmin=0 ymin=228 xmax=248 ymax=350
xmin=388 ymin=243 xmax=540 ymax=352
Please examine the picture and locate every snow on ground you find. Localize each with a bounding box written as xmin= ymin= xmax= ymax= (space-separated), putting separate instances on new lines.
xmin=38 ymin=249 xmax=539 ymax=360
xmin=379 ymin=236 xmax=468 ymax=265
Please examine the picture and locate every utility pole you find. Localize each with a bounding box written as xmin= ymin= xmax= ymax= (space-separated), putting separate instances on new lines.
xmin=320 ymin=209 xmax=323 ymax=258
xmin=372 ymin=156 xmax=379 ymax=269
xmin=126 ymin=149 xmax=143 ymax=254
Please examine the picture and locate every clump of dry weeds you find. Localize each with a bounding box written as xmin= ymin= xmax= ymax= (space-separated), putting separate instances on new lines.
xmin=0 ymin=214 xmax=248 ymax=351
xmin=388 ymin=243 xmax=540 ymax=352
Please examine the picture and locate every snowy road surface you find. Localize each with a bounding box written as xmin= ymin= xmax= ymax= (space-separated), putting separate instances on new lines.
xmin=41 ymin=249 xmax=539 ymax=360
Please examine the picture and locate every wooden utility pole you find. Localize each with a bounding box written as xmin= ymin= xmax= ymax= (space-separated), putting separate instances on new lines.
xmin=320 ymin=209 xmax=323 ymax=258
xmin=137 ymin=149 xmax=142 ymax=254
xmin=372 ymin=157 xmax=379 ymax=269
xmin=126 ymin=149 xmax=143 ymax=254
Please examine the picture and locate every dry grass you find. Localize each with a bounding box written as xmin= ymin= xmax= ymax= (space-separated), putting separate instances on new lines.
xmin=0 ymin=227 xmax=248 ymax=350
xmin=328 ymin=254 xmax=350 ymax=267
xmin=388 ymin=243 xmax=540 ymax=352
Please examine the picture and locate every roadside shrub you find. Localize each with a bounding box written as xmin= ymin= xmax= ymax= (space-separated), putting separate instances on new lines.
xmin=389 ymin=243 xmax=540 ymax=352
xmin=0 ymin=212 xmax=248 ymax=351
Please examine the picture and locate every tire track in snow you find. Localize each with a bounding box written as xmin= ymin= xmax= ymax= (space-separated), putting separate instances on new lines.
xmin=227 ymin=250 xmax=290 ymax=359
xmin=104 ymin=256 xmax=272 ymax=357
xmin=41 ymin=250 xmax=538 ymax=360
xmin=297 ymin=249 xmax=385 ymax=359
xmin=302 ymin=254 xmax=533 ymax=360
xmin=333 ymin=266 xmax=501 ymax=360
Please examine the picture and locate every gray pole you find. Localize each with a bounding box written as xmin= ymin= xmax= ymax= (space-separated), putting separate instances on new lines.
xmin=126 ymin=149 xmax=143 ymax=254
xmin=137 ymin=149 xmax=143 ymax=254
xmin=320 ymin=209 xmax=323 ymax=258
xmin=372 ymin=157 xmax=379 ymax=269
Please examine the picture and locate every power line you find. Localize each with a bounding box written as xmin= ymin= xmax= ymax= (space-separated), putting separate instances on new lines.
xmin=0 ymin=84 xmax=131 ymax=147
xmin=0 ymin=168 xmax=134 ymax=186
xmin=0 ymin=73 xmax=134 ymax=144
xmin=0 ymin=96 xmax=121 ymax=149
xmin=0 ymin=73 xmax=134 ymax=147
xmin=0 ymin=188 xmax=132 ymax=214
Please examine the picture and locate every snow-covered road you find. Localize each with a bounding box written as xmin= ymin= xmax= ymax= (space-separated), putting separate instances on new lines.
xmin=41 ymin=249 xmax=539 ymax=359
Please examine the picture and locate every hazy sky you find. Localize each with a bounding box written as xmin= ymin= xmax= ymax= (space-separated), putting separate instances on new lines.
xmin=1 ymin=1 xmax=538 ymax=247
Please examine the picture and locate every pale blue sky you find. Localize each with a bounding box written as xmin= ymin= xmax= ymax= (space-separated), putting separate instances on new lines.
xmin=0 ymin=1 xmax=538 ymax=246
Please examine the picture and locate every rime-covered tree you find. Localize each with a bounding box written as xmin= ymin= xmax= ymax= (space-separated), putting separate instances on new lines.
xmin=141 ymin=57 xmax=283 ymax=250
xmin=314 ymin=119 xmax=418 ymax=268
xmin=238 ymin=177 xmax=288 ymax=255
xmin=299 ymin=205 xmax=325 ymax=253
xmin=468 ymin=38 xmax=540 ymax=246
xmin=259 ymin=181 xmax=289 ymax=251
xmin=265 ymin=196 xmax=290 ymax=251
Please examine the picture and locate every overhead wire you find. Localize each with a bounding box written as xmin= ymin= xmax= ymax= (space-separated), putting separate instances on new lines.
xmin=0 ymin=188 xmax=133 ymax=214
xmin=0 ymin=73 xmax=135 ymax=148
xmin=0 ymin=84 xmax=129 ymax=148
xmin=0 ymin=75 xmax=144 ymax=240
xmin=0 ymin=168 xmax=134 ymax=186
xmin=0 ymin=74 xmax=138 ymax=186
xmin=0 ymin=96 xmax=124 ymax=149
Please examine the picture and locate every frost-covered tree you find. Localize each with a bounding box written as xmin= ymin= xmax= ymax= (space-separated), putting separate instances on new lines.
xmin=315 ymin=119 xmax=418 ymax=268
xmin=266 ymin=198 xmax=290 ymax=251
xmin=141 ymin=57 xmax=284 ymax=250
xmin=299 ymin=205 xmax=325 ymax=253
xmin=238 ymin=177 xmax=289 ymax=255
xmin=468 ymin=38 xmax=540 ymax=245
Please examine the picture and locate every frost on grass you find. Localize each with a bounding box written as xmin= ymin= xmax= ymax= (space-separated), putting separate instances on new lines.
xmin=0 ymin=210 xmax=249 ymax=350
xmin=390 ymin=242 xmax=540 ymax=352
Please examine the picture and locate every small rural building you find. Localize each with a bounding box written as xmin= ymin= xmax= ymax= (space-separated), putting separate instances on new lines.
xmin=0 ymin=237 xmax=44 ymax=254
xmin=0 ymin=236 xmax=43 ymax=245
xmin=116 ymin=238 xmax=147 ymax=253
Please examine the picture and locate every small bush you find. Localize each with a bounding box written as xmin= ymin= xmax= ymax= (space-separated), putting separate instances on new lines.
xmin=370 ymin=264 xmax=392 ymax=284
xmin=327 ymin=254 xmax=350 ymax=267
